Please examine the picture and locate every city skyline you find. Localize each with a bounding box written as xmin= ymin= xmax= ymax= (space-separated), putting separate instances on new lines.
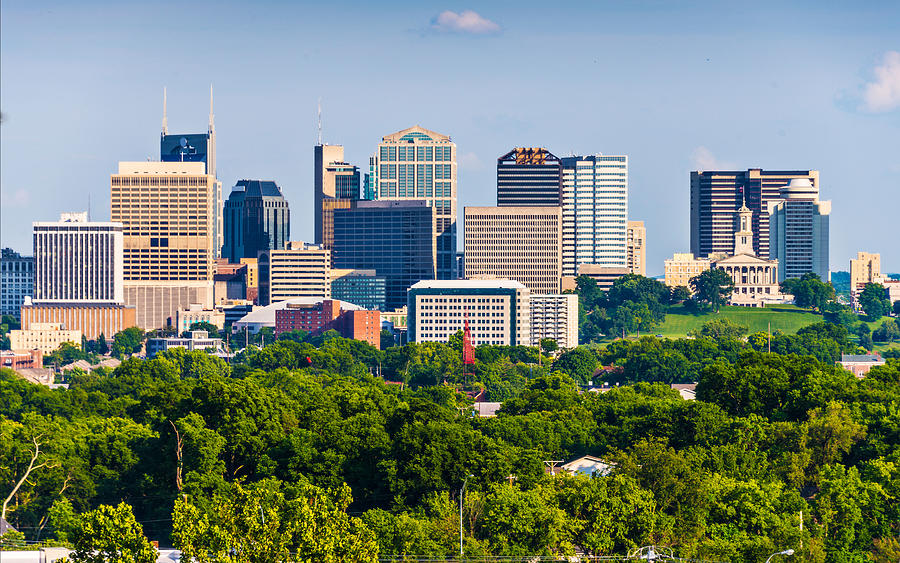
xmin=1 ymin=0 xmax=898 ymax=274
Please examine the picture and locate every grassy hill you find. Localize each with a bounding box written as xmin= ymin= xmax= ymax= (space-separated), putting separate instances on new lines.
xmin=654 ymin=304 xmax=824 ymax=337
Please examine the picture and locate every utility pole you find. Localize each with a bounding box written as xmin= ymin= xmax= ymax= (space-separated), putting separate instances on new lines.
xmin=459 ymin=474 xmax=472 ymax=557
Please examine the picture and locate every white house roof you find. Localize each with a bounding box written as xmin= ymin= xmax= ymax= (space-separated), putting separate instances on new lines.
xmin=234 ymin=297 xmax=363 ymax=328
xmin=560 ymin=455 xmax=613 ymax=477
xmin=410 ymin=279 xmax=527 ymax=290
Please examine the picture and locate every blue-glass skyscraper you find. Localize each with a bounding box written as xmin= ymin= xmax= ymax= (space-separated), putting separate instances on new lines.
xmin=222 ymin=180 xmax=290 ymax=263
xmin=332 ymin=201 xmax=435 ymax=310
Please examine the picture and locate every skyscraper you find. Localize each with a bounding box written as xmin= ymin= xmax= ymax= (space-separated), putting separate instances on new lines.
xmin=0 ymin=249 xmax=33 ymax=320
xmin=496 ymin=148 xmax=562 ymax=207
xmin=314 ymin=144 xmax=362 ymax=246
xmin=768 ymin=178 xmax=831 ymax=282
xmin=33 ymin=212 xmax=123 ymax=304
xmin=690 ymin=169 xmax=819 ymax=259
xmin=560 ymin=155 xmax=629 ymax=275
xmin=369 ymin=126 xmax=457 ymax=279
xmin=159 ymin=88 xmax=223 ymax=256
xmin=25 ymin=212 xmax=135 ymax=339
xmin=222 ymin=180 xmax=290 ymax=263
xmin=111 ymin=161 xmax=219 ymax=329
xmin=464 ymin=206 xmax=562 ymax=294
xmin=332 ymin=200 xmax=436 ymax=311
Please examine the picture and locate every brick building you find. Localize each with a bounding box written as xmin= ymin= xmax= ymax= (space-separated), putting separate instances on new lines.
xmin=275 ymin=299 xmax=381 ymax=349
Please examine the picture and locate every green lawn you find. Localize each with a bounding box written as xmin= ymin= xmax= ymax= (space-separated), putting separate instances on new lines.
xmin=654 ymin=305 xmax=824 ymax=337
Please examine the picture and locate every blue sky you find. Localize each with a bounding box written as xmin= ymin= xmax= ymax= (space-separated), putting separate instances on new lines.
xmin=1 ymin=0 xmax=898 ymax=275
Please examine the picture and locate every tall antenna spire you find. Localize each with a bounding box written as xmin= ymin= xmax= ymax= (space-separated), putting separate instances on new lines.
xmin=162 ymin=87 xmax=168 ymax=135
xmin=317 ymin=97 xmax=322 ymax=145
xmin=87 ymin=192 xmax=92 ymax=222
xmin=209 ymin=84 xmax=215 ymax=130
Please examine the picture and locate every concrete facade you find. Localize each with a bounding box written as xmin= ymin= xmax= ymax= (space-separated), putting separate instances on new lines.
xmin=530 ymin=293 xmax=579 ymax=349
xmin=20 ymin=302 xmax=136 ymax=340
xmin=407 ymin=279 xmax=530 ymax=346
xmin=10 ymin=323 xmax=82 ymax=355
xmin=664 ymin=253 xmax=711 ymax=289
xmin=626 ymin=220 xmax=646 ymax=276
xmin=258 ymin=242 xmax=331 ymax=306
xmin=464 ymin=206 xmax=562 ymax=295
xmin=111 ymin=161 xmax=220 ymax=329
xmin=768 ymin=178 xmax=831 ymax=282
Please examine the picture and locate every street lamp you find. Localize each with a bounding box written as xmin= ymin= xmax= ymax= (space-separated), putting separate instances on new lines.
xmin=765 ymin=549 xmax=795 ymax=563
xmin=459 ymin=474 xmax=473 ymax=556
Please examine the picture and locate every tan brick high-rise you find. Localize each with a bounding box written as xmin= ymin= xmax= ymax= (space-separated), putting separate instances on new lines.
xmin=111 ymin=161 xmax=220 ymax=329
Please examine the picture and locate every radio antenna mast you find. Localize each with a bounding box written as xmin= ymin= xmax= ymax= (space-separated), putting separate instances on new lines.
xmin=317 ymin=97 xmax=323 ymax=145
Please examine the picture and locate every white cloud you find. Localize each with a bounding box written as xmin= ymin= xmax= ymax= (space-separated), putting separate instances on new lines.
xmin=861 ymin=51 xmax=900 ymax=113
xmin=431 ymin=10 xmax=500 ymax=34
xmin=690 ymin=146 xmax=734 ymax=171
xmin=0 ymin=188 xmax=29 ymax=208
xmin=458 ymin=151 xmax=484 ymax=171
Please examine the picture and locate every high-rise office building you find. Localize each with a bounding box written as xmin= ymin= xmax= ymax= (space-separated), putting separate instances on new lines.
xmin=850 ymin=252 xmax=883 ymax=295
xmin=33 ymin=212 xmax=124 ymax=304
xmin=111 ymin=161 xmax=219 ymax=329
xmin=464 ymin=206 xmax=562 ymax=294
xmin=160 ymin=89 xmax=223 ymax=256
xmin=626 ymin=220 xmax=646 ymax=276
xmin=314 ymin=144 xmax=363 ymax=247
xmin=332 ymin=200 xmax=436 ymax=311
xmin=0 ymin=249 xmax=34 ymax=320
xmin=690 ymin=169 xmax=819 ymax=259
xmin=258 ymin=242 xmax=331 ymax=306
xmin=222 ymin=180 xmax=290 ymax=263
xmin=496 ymin=148 xmax=562 ymax=207
xmin=369 ymin=126 xmax=457 ymax=279
xmin=408 ymin=279 xmax=531 ymax=346
xmin=560 ymin=155 xmax=628 ymax=275
xmin=768 ymin=178 xmax=831 ymax=282
xmin=28 ymin=212 xmax=133 ymax=339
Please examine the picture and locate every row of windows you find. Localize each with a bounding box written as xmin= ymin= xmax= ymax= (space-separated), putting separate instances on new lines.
xmin=112 ymin=177 xmax=209 ymax=186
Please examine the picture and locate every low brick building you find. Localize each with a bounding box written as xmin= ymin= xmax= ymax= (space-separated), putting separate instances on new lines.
xmin=275 ymin=299 xmax=381 ymax=349
xmin=1 ymin=349 xmax=43 ymax=370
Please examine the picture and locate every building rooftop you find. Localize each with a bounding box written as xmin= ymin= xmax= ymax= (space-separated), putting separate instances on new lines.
xmin=235 ymin=297 xmax=363 ymax=328
xmin=233 ymin=179 xmax=284 ymax=198
xmin=841 ymin=353 xmax=885 ymax=363
xmin=410 ymin=279 xmax=527 ymax=290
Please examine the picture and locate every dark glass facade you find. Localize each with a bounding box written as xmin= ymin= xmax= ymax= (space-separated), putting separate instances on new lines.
xmin=161 ymin=133 xmax=211 ymax=167
xmin=222 ymin=180 xmax=290 ymax=263
xmin=689 ymin=169 xmax=818 ymax=259
xmin=332 ymin=201 xmax=435 ymax=310
xmin=331 ymin=272 xmax=387 ymax=311
xmin=497 ymin=148 xmax=562 ymax=207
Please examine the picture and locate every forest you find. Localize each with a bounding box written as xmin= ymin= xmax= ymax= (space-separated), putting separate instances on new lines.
xmin=1 ymin=315 xmax=899 ymax=562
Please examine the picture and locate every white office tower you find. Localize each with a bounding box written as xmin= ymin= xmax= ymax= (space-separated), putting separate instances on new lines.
xmin=768 ymin=178 xmax=831 ymax=282
xmin=33 ymin=212 xmax=124 ymax=304
xmin=560 ymin=155 xmax=628 ymax=275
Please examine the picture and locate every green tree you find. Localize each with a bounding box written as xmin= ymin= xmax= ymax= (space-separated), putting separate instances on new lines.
xmin=539 ymin=338 xmax=559 ymax=354
xmin=688 ymin=318 xmax=748 ymax=341
xmin=478 ymin=483 xmax=575 ymax=556
xmin=172 ymin=479 xmax=378 ymax=563
xmin=669 ymin=285 xmax=691 ymax=304
xmin=379 ymin=330 xmax=395 ymax=350
xmin=858 ymin=283 xmax=891 ymax=322
xmin=68 ymin=502 xmax=157 ymax=563
xmin=872 ymin=319 xmax=900 ymax=343
xmin=111 ymin=327 xmax=144 ymax=358
xmin=552 ymin=347 xmax=597 ymax=384
xmin=780 ymin=273 xmax=836 ymax=312
xmin=690 ymin=268 xmax=734 ymax=312
xmin=97 ymin=332 xmax=109 ymax=355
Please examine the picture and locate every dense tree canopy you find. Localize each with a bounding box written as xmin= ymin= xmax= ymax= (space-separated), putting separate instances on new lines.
xmin=1 ymin=325 xmax=898 ymax=561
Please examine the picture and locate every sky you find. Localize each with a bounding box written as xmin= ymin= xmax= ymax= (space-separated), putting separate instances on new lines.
xmin=1 ymin=0 xmax=898 ymax=276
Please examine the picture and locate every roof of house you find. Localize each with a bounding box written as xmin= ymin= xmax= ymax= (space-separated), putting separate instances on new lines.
xmin=560 ymin=455 xmax=613 ymax=477
xmin=841 ymin=353 xmax=884 ymax=363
